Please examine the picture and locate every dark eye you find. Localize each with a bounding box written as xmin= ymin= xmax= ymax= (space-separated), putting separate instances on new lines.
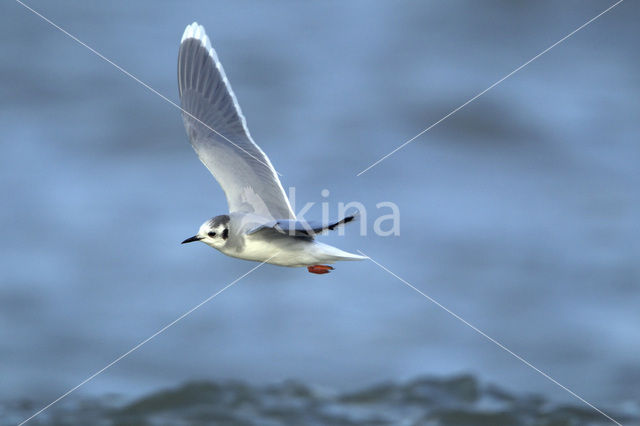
xmin=208 ymin=231 xmax=216 ymax=237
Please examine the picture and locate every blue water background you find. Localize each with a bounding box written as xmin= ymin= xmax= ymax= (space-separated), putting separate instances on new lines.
xmin=1 ymin=0 xmax=638 ymax=412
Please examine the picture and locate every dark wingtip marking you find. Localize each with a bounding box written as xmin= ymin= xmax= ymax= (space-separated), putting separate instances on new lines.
xmin=327 ymin=215 xmax=356 ymax=231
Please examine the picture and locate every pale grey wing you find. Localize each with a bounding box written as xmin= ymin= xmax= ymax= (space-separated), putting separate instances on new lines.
xmin=178 ymin=22 xmax=295 ymax=221
xmin=247 ymin=214 xmax=358 ymax=237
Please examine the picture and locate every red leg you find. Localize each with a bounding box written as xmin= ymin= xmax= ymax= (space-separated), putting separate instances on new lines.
xmin=307 ymin=265 xmax=334 ymax=274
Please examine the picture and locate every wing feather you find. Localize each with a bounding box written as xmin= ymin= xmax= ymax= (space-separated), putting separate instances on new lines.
xmin=247 ymin=215 xmax=358 ymax=237
xmin=178 ymin=22 xmax=295 ymax=220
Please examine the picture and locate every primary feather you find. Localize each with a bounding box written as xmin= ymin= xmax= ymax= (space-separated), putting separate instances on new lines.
xmin=178 ymin=22 xmax=295 ymax=221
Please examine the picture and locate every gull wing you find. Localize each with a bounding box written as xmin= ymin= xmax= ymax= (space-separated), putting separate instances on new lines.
xmin=178 ymin=22 xmax=295 ymax=220
xmin=247 ymin=214 xmax=358 ymax=237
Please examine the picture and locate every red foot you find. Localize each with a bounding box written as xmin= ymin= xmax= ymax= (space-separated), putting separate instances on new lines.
xmin=307 ymin=265 xmax=334 ymax=274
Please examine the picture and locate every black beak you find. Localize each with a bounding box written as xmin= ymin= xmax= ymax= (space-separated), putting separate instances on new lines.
xmin=181 ymin=235 xmax=201 ymax=244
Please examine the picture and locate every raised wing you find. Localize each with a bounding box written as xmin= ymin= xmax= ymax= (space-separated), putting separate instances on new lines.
xmin=178 ymin=22 xmax=295 ymax=220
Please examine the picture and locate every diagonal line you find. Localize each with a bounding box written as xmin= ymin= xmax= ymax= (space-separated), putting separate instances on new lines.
xmin=357 ymin=249 xmax=622 ymax=426
xmin=13 ymin=0 xmax=283 ymax=177
xmin=356 ymin=0 xmax=625 ymax=176
xmin=18 ymin=256 xmax=275 ymax=426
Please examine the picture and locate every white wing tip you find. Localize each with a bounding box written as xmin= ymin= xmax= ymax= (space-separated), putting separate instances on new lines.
xmin=179 ymin=20 xmax=253 ymax=140
xmin=181 ymin=21 xmax=213 ymax=53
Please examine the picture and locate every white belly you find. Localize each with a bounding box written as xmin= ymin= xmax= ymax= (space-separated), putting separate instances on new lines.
xmin=222 ymin=236 xmax=354 ymax=267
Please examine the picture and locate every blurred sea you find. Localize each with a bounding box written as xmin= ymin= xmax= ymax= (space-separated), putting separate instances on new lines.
xmin=3 ymin=376 xmax=639 ymax=425
xmin=1 ymin=0 xmax=638 ymax=423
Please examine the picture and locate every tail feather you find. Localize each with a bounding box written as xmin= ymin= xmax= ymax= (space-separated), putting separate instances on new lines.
xmin=314 ymin=242 xmax=368 ymax=262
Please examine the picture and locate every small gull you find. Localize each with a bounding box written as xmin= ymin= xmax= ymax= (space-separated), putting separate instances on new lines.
xmin=178 ymin=22 xmax=365 ymax=274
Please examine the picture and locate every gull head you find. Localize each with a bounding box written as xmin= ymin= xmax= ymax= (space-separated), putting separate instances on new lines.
xmin=181 ymin=214 xmax=230 ymax=250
